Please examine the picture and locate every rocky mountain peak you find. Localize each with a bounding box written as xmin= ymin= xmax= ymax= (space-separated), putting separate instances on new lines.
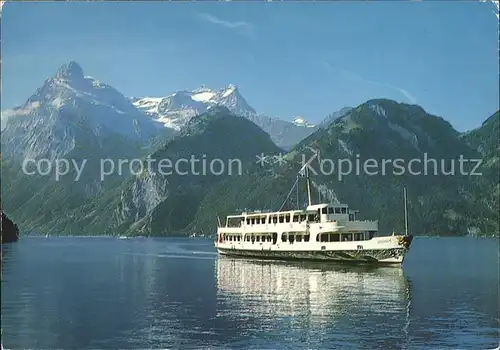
xmin=55 ymin=61 xmax=84 ymax=81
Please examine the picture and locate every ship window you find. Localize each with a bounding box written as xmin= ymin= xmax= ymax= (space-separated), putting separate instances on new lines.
xmin=251 ymin=235 xmax=255 ymax=243
xmin=289 ymin=235 xmax=294 ymax=244
xmin=227 ymin=217 xmax=242 ymax=228
xmin=251 ymin=218 xmax=255 ymax=225
xmin=341 ymin=207 xmax=347 ymax=214
xmin=296 ymin=235 xmax=302 ymax=242
xmin=300 ymin=214 xmax=307 ymax=222
xmin=246 ymin=219 xmax=250 ymax=225
xmin=263 ymin=216 xmax=267 ymax=224
xmin=272 ymin=233 xmax=278 ymax=244
xmin=256 ymin=236 xmax=260 ymax=242
xmin=308 ymin=214 xmax=315 ymax=222
xmin=272 ymin=216 xmax=277 ymax=223
xmin=279 ymin=215 xmax=284 ymax=223
xmin=267 ymin=236 xmax=272 ymax=242
xmin=285 ymin=214 xmax=290 ymax=223
xmin=320 ymin=234 xmax=328 ymax=242
xmin=322 ymin=208 xmax=327 ymax=214
xmin=329 ymin=233 xmax=340 ymax=242
xmin=342 ymin=233 xmax=353 ymax=241
xmin=238 ymin=236 xmax=241 ymax=241
xmin=316 ymin=234 xmax=320 ymax=242
xmin=328 ymin=207 xmax=334 ymax=214
xmin=354 ymin=232 xmax=364 ymax=241
xmin=349 ymin=214 xmax=354 ymax=221
xmin=369 ymin=231 xmax=376 ymax=239
xmin=335 ymin=207 xmax=341 ymax=214
xmin=281 ymin=233 xmax=287 ymax=242
xmin=293 ymin=215 xmax=299 ymax=222
xmin=256 ymin=217 xmax=260 ymax=224
xmin=304 ymin=234 xmax=310 ymax=242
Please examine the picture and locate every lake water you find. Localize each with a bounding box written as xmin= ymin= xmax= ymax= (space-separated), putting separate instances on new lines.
xmin=1 ymin=236 xmax=498 ymax=349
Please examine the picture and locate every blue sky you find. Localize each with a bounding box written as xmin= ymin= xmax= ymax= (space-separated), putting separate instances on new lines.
xmin=2 ymin=1 xmax=498 ymax=131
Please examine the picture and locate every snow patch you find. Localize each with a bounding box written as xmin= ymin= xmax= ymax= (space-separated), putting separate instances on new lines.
xmin=192 ymin=91 xmax=216 ymax=102
xmin=132 ymin=97 xmax=163 ymax=112
xmin=222 ymin=85 xmax=236 ymax=98
xmin=292 ymin=116 xmax=316 ymax=128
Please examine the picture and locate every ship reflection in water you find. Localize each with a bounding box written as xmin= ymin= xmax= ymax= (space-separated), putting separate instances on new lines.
xmin=216 ymin=257 xmax=412 ymax=348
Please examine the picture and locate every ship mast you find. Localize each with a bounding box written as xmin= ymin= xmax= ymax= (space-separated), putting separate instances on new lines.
xmin=404 ymin=187 xmax=408 ymax=236
xmin=301 ymin=149 xmax=319 ymax=207
xmin=279 ymin=150 xmax=319 ymax=211
xmin=306 ymin=166 xmax=312 ymax=206
xmin=296 ymin=175 xmax=300 ymax=209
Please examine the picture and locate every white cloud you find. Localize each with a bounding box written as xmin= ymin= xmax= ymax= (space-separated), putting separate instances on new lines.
xmin=322 ymin=61 xmax=417 ymax=104
xmin=198 ymin=13 xmax=253 ymax=35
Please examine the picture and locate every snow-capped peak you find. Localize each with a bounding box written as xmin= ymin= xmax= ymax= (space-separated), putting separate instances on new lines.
xmin=131 ymin=84 xmax=255 ymax=130
xmin=55 ymin=61 xmax=84 ymax=81
xmin=221 ymin=84 xmax=237 ymax=98
xmin=192 ymin=85 xmax=214 ymax=93
xmin=294 ymin=117 xmax=306 ymax=125
xmin=292 ymin=116 xmax=316 ymax=128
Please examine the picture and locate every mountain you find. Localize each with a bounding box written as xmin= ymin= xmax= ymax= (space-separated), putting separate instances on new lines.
xmin=55 ymin=106 xmax=282 ymax=235
xmin=188 ymin=100 xmax=499 ymax=236
xmin=461 ymin=111 xmax=499 ymax=235
xmin=462 ymin=111 xmax=499 ymax=164
xmin=319 ymin=107 xmax=353 ymax=127
xmin=3 ymin=64 xmax=497 ymax=238
xmin=0 ymin=62 xmax=166 ymax=233
xmin=2 ymin=61 xmax=164 ymax=161
xmin=131 ymin=85 xmax=316 ymax=150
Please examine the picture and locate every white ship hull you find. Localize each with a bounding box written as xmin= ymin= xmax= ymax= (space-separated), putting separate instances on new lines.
xmin=215 ymin=235 xmax=412 ymax=265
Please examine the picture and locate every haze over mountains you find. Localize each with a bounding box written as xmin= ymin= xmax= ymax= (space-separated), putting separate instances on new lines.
xmin=1 ymin=62 xmax=498 ymax=237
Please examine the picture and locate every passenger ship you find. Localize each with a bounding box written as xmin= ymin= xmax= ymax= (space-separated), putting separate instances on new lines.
xmin=214 ymin=152 xmax=414 ymax=265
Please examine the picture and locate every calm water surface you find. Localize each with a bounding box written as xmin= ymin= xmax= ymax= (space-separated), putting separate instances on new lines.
xmin=1 ymin=236 xmax=499 ymax=349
